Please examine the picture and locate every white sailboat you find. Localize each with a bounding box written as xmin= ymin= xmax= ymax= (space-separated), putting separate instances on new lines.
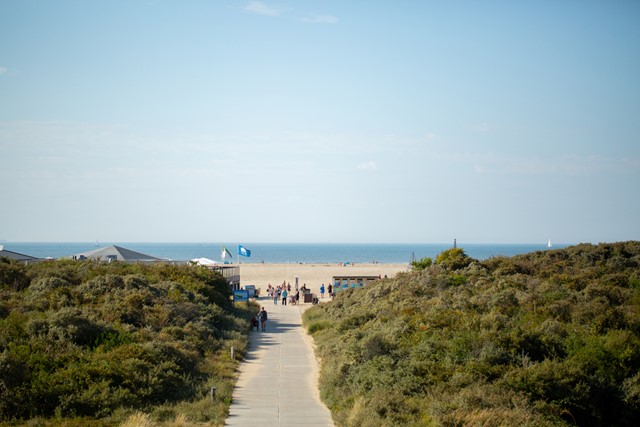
xmin=547 ymin=239 xmax=552 ymax=248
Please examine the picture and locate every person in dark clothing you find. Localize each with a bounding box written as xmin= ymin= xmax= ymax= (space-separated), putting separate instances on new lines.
xmin=259 ymin=307 xmax=268 ymax=331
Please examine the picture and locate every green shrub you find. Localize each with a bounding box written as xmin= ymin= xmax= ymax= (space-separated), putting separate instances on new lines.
xmin=305 ymin=242 xmax=640 ymax=426
xmin=0 ymin=259 xmax=30 ymax=291
xmin=307 ymin=319 xmax=333 ymax=335
xmin=411 ymin=256 xmax=433 ymax=271
xmin=0 ymin=261 xmax=253 ymax=425
xmin=435 ymin=248 xmax=473 ymax=270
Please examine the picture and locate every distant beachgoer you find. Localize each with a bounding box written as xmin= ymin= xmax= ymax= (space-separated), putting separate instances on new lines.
xmin=282 ymin=289 xmax=288 ymax=305
xmin=273 ymin=291 xmax=278 ymax=305
xmin=328 ymin=283 xmax=333 ymax=295
xmin=259 ymin=307 xmax=268 ymax=331
xmin=295 ymin=290 xmax=300 ymax=304
xmin=320 ymin=284 xmax=325 ymax=298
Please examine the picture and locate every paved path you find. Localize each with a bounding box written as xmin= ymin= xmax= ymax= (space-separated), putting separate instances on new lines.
xmin=225 ymin=299 xmax=334 ymax=427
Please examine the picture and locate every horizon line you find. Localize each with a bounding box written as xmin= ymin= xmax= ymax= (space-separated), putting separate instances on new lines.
xmin=1 ymin=240 xmax=593 ymax=245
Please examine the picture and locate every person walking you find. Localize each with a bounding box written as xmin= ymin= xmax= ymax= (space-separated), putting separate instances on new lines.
xmin=320 ymin=284 xmax=325 ymax=299
xmin=273 ymin=289 xmax=278 ymax=305
xmin=282 ymin=289 xmax=288 ymax=305
xmin=259 ymin=307 xmax=268 ymax=331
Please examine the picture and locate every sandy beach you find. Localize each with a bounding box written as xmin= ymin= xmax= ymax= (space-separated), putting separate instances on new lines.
xmin=238 ymin=262 xmax=409 ymax=297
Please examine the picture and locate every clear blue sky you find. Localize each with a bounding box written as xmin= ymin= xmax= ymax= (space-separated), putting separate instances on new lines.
xmin=1 ymin=0 xmax=639 ymax=244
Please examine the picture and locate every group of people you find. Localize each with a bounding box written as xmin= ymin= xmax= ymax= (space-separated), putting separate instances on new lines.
xmin=266 ymin=282 xmax=301 ymax=305
xmin=251 ymin=281 xmax=339 ymax=332
xmin=265 ymin=281 xmax=336 ymax=305
xmin=319 ymin=283 xmax=335 ymax=299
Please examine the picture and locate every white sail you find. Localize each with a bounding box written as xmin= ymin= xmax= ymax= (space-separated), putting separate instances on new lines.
xmin=547 ymin=239 xmax=552 ymax=248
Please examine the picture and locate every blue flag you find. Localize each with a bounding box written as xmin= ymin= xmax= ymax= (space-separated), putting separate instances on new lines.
xmin=238 ymin=245 xmax=251 ymax=257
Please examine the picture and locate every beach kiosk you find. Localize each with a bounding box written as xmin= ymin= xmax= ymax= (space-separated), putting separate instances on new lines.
xmin=214 ymin=265 xmax=240 ymax=291
xmin=332 ymin=275 xmax=381 ymax=293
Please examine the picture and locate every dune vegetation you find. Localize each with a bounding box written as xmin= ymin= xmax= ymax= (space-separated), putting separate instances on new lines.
xmin=0 ymin=259 xmax=257 ymax=426
xmin=304 ymin=242 xmax=640 ymax=426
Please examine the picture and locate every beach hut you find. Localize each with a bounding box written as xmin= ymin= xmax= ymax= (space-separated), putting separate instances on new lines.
xmin=72 ymin=245 xmax=161 ymax=262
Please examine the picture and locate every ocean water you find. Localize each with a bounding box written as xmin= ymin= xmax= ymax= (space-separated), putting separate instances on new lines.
xmin=3 ymin=242 xmax=569 ymax=264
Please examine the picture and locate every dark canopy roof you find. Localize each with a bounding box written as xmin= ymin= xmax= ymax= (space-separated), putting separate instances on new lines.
xmin=0 ymin=248 xmax=40 ymax=262
xmin=73 ymin=245 xmax=161 ymax=262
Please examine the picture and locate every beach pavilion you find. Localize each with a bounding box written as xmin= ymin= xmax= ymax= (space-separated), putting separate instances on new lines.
xmin=69 ymin=245 xmax=242 ymax=290
xmin=0 ymin=246 xmax=41 ymax=264
xmin=71 ymin=245 xmax=162 ymax=262
xmin=190 ymin=257 xmax=220 ymax=266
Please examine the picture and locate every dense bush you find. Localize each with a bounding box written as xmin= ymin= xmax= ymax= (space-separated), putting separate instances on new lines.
xmin=0 ymin=260 xmax=257 ymax=426
xmin=304 ymin=241 xmax=640 ymax=426
xmin=410 ymin=256 xmax=432 ymax=271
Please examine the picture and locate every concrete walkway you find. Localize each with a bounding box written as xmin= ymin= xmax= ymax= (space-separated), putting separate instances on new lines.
xmin=225 ymin=299 xmax=334 ymax=427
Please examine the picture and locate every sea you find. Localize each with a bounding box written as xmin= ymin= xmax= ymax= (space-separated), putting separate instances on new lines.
xmin=2 ymin=242 xmax=569 ymax=264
